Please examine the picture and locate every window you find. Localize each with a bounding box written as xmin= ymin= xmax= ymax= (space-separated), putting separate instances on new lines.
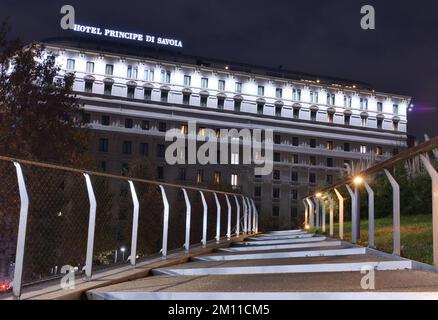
xmin=310 ymin=139 xmax=316 ymax=148
xmin=310 ymin=91 xmax=318 ymax=103
xmin=200 ymin=96 xmax=208 ymax=107
xmin=360 ymin=98 xmax=368 ymax=110
xmin=327 ymin=93 xmax=335 ymax=105
xmin=393 ymin=148 xmax=399 ymax=156
xmin=309 ymin=173 xmax=316 ymax=184
xmin=377 ymin=119 xmax=383 ymax=129
xmin=327 ymin=113 xmax=334 ymax=124
xmin=274 ymin=152 xmax=281 ymax=162
xmin=393 ymin=121 xmax=399 ymax=131
xmin=218 ymin=80 xmax=225 ymax=91
xmin=293 ymin=108 xmax=300 ymax=119
xmin=157 ymin=166 xmax=164 ymax=179
xmin=161 ymin=70 xmax=171 ymax=83
xmin=158 ymin=122 xmax=167 ymax=132
xmin=291 ymin=207 xmax=298 ymax=218
xmin=275 ymin=106 xmax=282 ymax=117
xmin=326 ymin=141 xmax=334 ymax=150
xmin=344 ymin=143 xmax=350 ymax=152
xmin=101 ymin=115 xmax=110 ymax=126
xmin=127 ymin=65 xmax=138 ymax=79
xmin=326 ymin=175 xmax=333 ymax=185
xmin=122 ymin=163 xmax=129 ymax=176
xmin=217 ymin=98 xmax=225 ymax=109
xmin=85 ymin=80 xmax=93 ymax=93
xmin=104 ymin=83 xmax=112 ymax=95
xmin=291 ymin=189 xmax=298 ymax=200
xmin=82 ymin=113 xmax=91 ymax=124
xmin=234 ymin=100 xmax=241 ymax=112
xmin=360 ymin=145 xmax=367 ymax=154
xmin=377 ymin=102 xmax=383 ymax=112
xmin=292 ymin=137 xmax=299 ymax=147
xmin=125 ymin=118 xmax=133 ymax=129
xmin=201 ymin=77 xmax=208 ymax=89
xmin=376 ymin=146 xmax=383 ymax=156
xmin=273 ymin=188 xmax=280 ymax=199
xmin=184 ymin=75 xmax=191 ymax=86
xmin=66 ymin=58 xmax=75 ymax=70
xmin=393 ymin=104 xmax=399 ymax=114
xmin=292 ymin=88 xmax=301 ymax=101
xmin=231 ymin=174 xmax=238 ymax=187
xmin=99 ymin=138 xmax=108 ymax=152
xmin=327 ymin=158 xmax=333 ymax=167
xmin=196 ymin=170 xmax=204 ymax=183
xmin=140 ymin=142 xmax=149 ymax=156
xmin=178 ymin=168 xmax=186 ymax=181
xmin=86 ymin=61 xmax=94 ymax=73
xmin=361 ymin=117 xmax=367 ymax=127
xmin=231 ymin=152 xmax=239 ymax=165
xmin=198 ymin=127 xmax=205 ymax=136
xmin=127 ymin=86 xmax=135 ymax=99
xmin=254 ymin=186 xmax=261 ymax=197
xmin=101 ymin=161 xmax=107 ymax=172
xmin=144 ymin=88 xmax=152 ymax=101
xmin=156 ymin=144 xmax=165 ymax=158
xmin=213 ymin=171 xmax=221 ymax=184
xmin=344 ymin=115 xmax=351 ymax=126
xmin=310 ymin=156 xmax=316 ymax=166
xmin=272 ymin=206 xmax=280 ymax=217
xmin=105 ymin=64 xmax=114 ymax=75
xmin=141 ymin=120 xmax=150 ymax=130
xmin=291 ymin=154 xmax=299 ymax=164
xmin=180 ymin=124 xmax=188 ymax=134
xmin=144 ymin=69 xmax=154 ymax=81
xmin=344 ymin=96 xmax=352 ymax=108
xmin=273 ymin=170 xmax=280 ymax=180
xmin=235 ymin=82 xmax=242 ymax=93
xmin=183 ymin=93 xmax=190 ymax=105
xmin=257 ymin=85 xmax=264 ymax=96
xmin=257 ymin=103 xmax=264 ymax=114
xmin=161 ymin=91 xmax=168 ymax=103
xmin=122 ymin=141 xmax=132 ymax=154
xmin=274 ymin=134 xmax=281 ymax=145
xmin=291 ymin=171 xmax=298 ymax=182
xmin=276 ymin=88 xmax=282 ymax=99
xmin=310 ymin=110 xmax=317 ymax=121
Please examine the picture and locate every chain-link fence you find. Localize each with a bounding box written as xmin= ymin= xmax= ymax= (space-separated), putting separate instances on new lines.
xmin=0 ymin=156 xmax=256 ymax=299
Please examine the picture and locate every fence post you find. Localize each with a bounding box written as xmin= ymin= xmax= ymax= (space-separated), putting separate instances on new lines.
xmin=313 ymin=198 xmax=320 ymax=229
xmin=159 ymin=185 xmax=170 ymax=258
xmin=364 ymin=181 xmax=375 ymax=248
xmin=11 ymin=162 xmax=29 ymax=299
xmin=250 ymin=199 xmax=256 ymax=233
xmin=128 ymin=181 xmax=139 ymax=266
xmin=327 ymin=195 xmax=334 ymax=237
xmin=346 ymin=185 xmax=358 ymax=243
xmin=199 ymin=191 xmax=208 ymax=247
xmin=234 ymin=195 xmax=240 ymax=236
xmin=321 ymin=198 xmax=326 ymax=233
xmin=182 ymin=189 xmax=191 ymax=253
xmin=302 ymin=200 xmax=309 ymax=229
xmin=306 ymin=198 xmax=314 ymax=228
xmin=420 ymin=155 xmax=438 ymax=266
xmin=384 ymin=169 xmax=401 ymax=256
xmin=213 ymin=193 xmax=221 ymax=244
xmin=246 ymin=197 xmax=252 ymax=234
xmin=225 ymin=194 xmax=232 ymax=240
xmin=83 ymin=173 xmax=97 ymax=280
xmin=242 ymin=195 xmax=248 ymax=234
xmin=334 ymin=188 xmax=344 ymax=240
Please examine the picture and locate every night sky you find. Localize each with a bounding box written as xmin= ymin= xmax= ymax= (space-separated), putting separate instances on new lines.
xmin=2 ymin=0 xmax=438 ymax=138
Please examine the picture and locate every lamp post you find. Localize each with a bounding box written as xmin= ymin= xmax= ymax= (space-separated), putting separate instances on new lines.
xmin=120 ymin=247 xmax=126 ymax=261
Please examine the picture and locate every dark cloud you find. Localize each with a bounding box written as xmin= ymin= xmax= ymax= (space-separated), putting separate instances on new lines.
xmin=2 ymin=0 xmax=437 ymax=138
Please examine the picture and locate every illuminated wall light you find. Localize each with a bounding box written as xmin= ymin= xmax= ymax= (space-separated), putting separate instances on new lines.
xmin=353 ymin=176 xmax=364 ymax=185
xmin=315 ymin=192 xmax=323 ymax=198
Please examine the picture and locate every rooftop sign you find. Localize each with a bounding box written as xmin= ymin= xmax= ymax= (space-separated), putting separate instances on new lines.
xmin=72 ymin=24 xmax=183 ymax=48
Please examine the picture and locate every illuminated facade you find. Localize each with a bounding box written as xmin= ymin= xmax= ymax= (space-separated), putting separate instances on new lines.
xmin=44 ymin=38 xmax=410 ymax=230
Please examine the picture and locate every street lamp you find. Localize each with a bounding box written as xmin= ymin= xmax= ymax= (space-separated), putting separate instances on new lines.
xmin=120 ymin=247 xmax=126 ymax=261
xmin=353 ymin=176 xmax=364 ymax=185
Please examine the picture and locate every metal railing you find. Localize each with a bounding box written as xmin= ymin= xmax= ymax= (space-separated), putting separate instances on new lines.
xmin=0 ymin=155 xmax=259 ymax=299
xmin=302 ymin=136 xmax=438 ymax=266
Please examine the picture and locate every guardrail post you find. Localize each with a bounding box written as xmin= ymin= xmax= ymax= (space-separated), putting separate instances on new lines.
xmin=355 ymin=185 xmax=361 ymax=240
xmin=314 ymin=198 xmax=320 ymax=229
xmin=242 ymin=195 xmax=248 ymax=234
xmin=327 ymin=195 xmax=334 ymax=237
xmin=321 ymin=197 xmax=326 ymax=233
xmin=234 ymin=195 xmax=240 ymax=236
xmin=159 ymin=185 xmax=170 ymax=258
xmin=334 ymin=188 xmax=344 ymax=240
xmin=303 ymin=199 xmax=309 ymax=229
xmin=420 ymin=155 xmax=438 ymax=265
xmin=128 ymin=181 xmax=139 ymax=266
xmin=83 ymin=173 xmax=97 ymax=280
xmin=225 ymin=194 xmax=232 ymax=240
xmin=12 ymin=162 xmax=29 ymax=299
xmin=213 ymin=193 xmax=221 ymax=244
xmin=199 ymin=191 xmax=208 ymax=247
xmin=182 ymin=189 xmax=191 ymax=253
xmin=364 ymin=181 xmax=375 ymax=248
xmin=384 ymin=169 xmax=401 ymax=256
xmin=346 ymin=185 xmax=358 ymax=243
xmin=250 ymin=199 xmax=258 ymax=233
xmin=306 ymin=198 xmax=314 ymax=228
xmin=246 ymin=197 xmax=252 ymax=234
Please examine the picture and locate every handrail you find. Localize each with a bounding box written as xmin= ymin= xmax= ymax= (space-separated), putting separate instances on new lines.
xmin=0 ymin=155 xmax=242 ymax=196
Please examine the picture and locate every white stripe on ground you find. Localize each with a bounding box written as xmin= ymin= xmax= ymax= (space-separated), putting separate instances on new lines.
xmin=218 ymin=241 xmax=343 ymax=252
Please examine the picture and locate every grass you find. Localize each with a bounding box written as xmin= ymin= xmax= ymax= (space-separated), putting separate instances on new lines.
xmin=311 ymin=214 xmax=433 ymax=265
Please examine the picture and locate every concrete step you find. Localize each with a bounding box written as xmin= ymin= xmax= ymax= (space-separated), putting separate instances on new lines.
xmin=247 ymin=233 xmax=315 ymax=241
xmin=233 ymin=236 xmax=327 ymax=246
xmin=219 ymin=240 xmax=343 ymax=252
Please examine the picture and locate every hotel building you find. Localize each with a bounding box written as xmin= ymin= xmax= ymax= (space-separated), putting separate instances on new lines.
xmin=43 ymin=37 xmax=410 ymax=230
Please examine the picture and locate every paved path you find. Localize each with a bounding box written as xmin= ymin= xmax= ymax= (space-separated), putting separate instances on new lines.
xmin=87 ymin=230 xmax=438 ymax=300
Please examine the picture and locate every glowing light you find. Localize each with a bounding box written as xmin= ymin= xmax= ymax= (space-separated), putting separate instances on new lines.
xmin=120 ymin=247 xmax=126 ymax=252
xmin=316 ymin=79 xmax=320 ymax=83
xmin=225 ymin=66 xmax=229 ymax=70
xmin=315 ymin=192 xmax=323 ymax=198
xmin=304 ymin=224 xmax=310 ymax=230
xmin=353 ymin=176 xmax=364 ymax=185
